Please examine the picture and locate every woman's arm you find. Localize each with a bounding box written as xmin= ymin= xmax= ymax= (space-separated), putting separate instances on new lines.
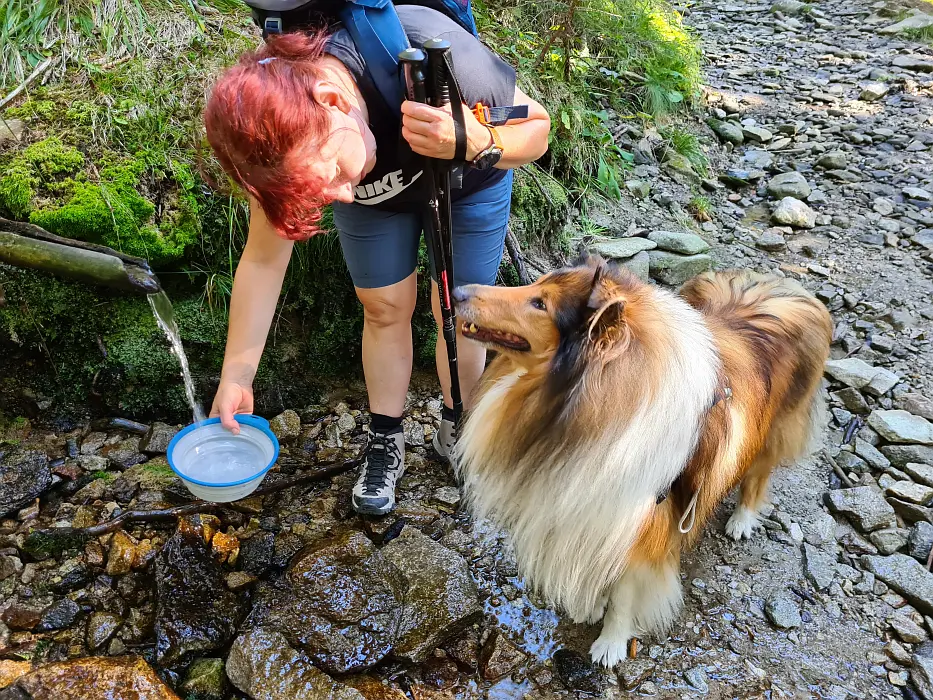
xmin=210 ymin=197 xmax=294 ymax=431
xmin=400 ymin=83 xmax=551 ymax=168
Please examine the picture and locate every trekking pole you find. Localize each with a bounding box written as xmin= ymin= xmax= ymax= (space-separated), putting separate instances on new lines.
xmin=422 ymin=38 xmax=463 ymax=429
xmin=400 ymin=43 xmax=464 ymax=430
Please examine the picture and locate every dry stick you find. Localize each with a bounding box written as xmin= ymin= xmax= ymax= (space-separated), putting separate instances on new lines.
xmin=0 ymin=57 xmax=54 ymax=110
xmin=822 ymin=448 xmax=854 ymax=489
xmin=35 ymin=456 xmax=361 ymax=538
xmin=927 ymin=543 xmax=933 ymax=572
xmin=505 ymin=228 xmax=533 ymax=286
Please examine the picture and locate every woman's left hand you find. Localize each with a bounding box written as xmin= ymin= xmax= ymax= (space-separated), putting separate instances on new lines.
xmin=401 ymin=100 xmax=492 ymax=162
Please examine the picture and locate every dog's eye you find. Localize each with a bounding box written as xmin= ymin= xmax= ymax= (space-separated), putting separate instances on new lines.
xmin=530 ymin=297 xmax=547 ymax=311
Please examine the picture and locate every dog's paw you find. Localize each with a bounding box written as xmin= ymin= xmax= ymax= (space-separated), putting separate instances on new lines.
xmin=589 ymin=632 xmax=631 ymax=668
xmin=725 ymin=505 xmax=761 ymax=540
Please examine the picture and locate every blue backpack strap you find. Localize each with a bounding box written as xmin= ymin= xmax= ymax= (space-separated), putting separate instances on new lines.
xmin=339 ymin=0 xmax=411 ymax=116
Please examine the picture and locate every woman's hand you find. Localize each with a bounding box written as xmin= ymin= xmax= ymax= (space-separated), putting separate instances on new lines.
xmin=401 ymin=100 xmax=492 ymax=162
xmin=210 ymin=380 xmax=255 ymax=435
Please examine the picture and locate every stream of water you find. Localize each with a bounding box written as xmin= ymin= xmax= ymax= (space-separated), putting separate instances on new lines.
xmin=148 ymin=290 xmax=206 ymax=423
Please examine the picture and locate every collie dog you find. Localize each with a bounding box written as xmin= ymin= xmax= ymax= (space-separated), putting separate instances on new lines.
xmin=452 ymin=254 xmax=832 ymax=667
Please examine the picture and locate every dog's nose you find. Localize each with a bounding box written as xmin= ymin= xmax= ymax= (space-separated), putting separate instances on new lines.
xmin=452 ymin=286 xmax=472 ymax=304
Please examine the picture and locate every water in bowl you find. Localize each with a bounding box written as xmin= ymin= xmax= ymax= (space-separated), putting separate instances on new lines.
xmin=186 ymin=433 xmax=268 ymax=485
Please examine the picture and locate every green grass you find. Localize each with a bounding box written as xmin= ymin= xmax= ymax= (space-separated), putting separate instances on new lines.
xmin=661 ymin=126 xmax=709 ymax=176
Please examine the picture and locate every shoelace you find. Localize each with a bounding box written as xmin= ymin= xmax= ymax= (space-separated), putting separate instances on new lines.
xmin=362 ymin=432 xmax=401 ymax=494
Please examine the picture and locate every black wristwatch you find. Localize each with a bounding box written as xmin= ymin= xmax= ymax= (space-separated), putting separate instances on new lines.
xmin=471 ymin=125 xmax=503 ymax=170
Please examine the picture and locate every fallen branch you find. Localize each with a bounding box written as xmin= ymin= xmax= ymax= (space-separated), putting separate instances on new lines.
xmin=26 ymin=456 xmax=360 ymax=543
xmin=504 ymin=228 xmax=533 ymax=286
xmin=0 ymin=58 xmax=54 ymax=110
xmin=822 ymin=449 xmax=854 ymax=489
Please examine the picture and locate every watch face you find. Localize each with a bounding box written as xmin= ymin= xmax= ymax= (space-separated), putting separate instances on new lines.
xmin=475 ymin=148 xmax=502 ymax=170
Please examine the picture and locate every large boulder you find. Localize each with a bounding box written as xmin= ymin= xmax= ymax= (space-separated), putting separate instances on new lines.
xmin=868 ymin=410 xmax=933 ymax=445
xmin=226 ymin=627 xmax=364 ymax=700
xmin=154 ymin=520 xmax=243 ymax=666
xmin=862 ymin=554 xmax=933 ymax=616
xmin=381 ymin=526 xmax=482 ymax=663
xmin=647 ymin=251 xmax=712 ymax=286
xmin=825 ymin=486 xmax=897 ymax=533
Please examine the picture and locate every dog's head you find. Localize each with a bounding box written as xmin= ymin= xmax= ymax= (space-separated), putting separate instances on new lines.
xmin=454 ymin=252 xmax=652 ymax=378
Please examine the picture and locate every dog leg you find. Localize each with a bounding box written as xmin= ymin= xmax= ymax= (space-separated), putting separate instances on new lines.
xmin=589 ymin=577 xmax=635 ymax=668
xmin=726 ymin=457 xmax=773 ymax=540
xmin=570 ymin=591 xmax=609 ymax=625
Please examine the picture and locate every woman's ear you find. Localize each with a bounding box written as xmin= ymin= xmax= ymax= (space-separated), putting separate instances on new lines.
xmin=311 ymin=81 xmax=352 ymax=114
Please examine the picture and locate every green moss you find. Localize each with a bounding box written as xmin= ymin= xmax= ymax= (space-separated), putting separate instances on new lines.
xmin=511 ymin=167 xmax=571 ymax=253
xmin=0 ymin=162 xmax=35 ymax=218
xmin=22 ymin=137 xmax=85 ymax=179
xmin=6 ymin=99 xmax=57 ymax=121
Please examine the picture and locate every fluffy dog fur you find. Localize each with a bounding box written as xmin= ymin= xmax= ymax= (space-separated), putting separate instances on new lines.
xmin=451 ymin=254 xmax=832 ymax=667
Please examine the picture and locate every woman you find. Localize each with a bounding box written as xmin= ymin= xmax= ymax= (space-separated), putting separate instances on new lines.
xmin=203 ymin=5 xmax=550 ymax=516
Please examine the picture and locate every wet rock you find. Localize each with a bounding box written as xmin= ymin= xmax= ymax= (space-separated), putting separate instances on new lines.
xmin=270 ymin=410 xmax=301 ymax=442
xmin=648 ymin=251 xmax=713 ymax=285
xmin=0 ymin=450 xmax=51 ymax=518
xmin=767 ymin=171 xmax=811 ymax=200
xmin=862 ymin=554 xmax=933 ymax=615
xmin=889 ymin=613 xmax=928 ymax=643
xmin=590 ymin=238 xmax=656 ymax=260
xmin=225 ymin=570 xmax=258 ymax=592
xmin=479 ymin=630 xmax=526 ymax=681
xmin=620 ymin=658 xmax=656 ymax=690
xmin=765 ymin=593 xmax=801 ymax=629
xmin=868 ymin=410 xmax=933 ymax=445
xmin=226 ymin=627 xmax=364 ymax=700
xmin=647 ymin=230 xmax=710 ymax=255
xmin=825 ymin=486 xmax=897 ymax=532
xmin=87 ymin=612 xmax=122 ymax=650
xmin=106 ymin=531 xmax=139 ymax=576
xmin=432 ymin=486 xmax=461 ymax=509
xmin=181 ymin=657 xmax=226 ymax=700
xmin=888 ymin=481 xmax=933 ymax=505
xmin=36 ymin=598 xmax=80 ymax=632
xmin=1 ymin=604 xmax=42 ymax=631
xmin=0 ymin=661 xmax=30 ymax=690
xmin=266 ymin=530 xmax=405 ymax=674
xmin=913 ymin=654 xmax=933 ymax=700
xmin=344 ymin=676 xmax=409 ymax=699
xmin=4 ymin=656 xmax=180 ymax=699
xmin=112 ymin=459 xmax=181 ymax=500
xmin=881 ymin=445 xmax=933 ymax=469
xmin=102 ymin=438 xmax=147 ymax=469
xmin=140 ymin=422 xmax=180 ymax=454
xmin=803 ymin=543 xmax=836 ymax=590
xmin=910 ymin=522 xmax=933 ymax=564
xmin=381 ymin=526 xmax=481 ymax=663
xmin=553 ymin=649 xmax=606 ymax=695
xmin=772 ymin=197 xmax=815 ymax=229
xmin=154 ymin=523 xmax=243 ymax=666
xmin=239 ymin=531 xmax=275 ymax=576
xmin=444 ymin=630 xmax=480 ymax=671
xmin=870 ymin=528 xmax=909 ymax=555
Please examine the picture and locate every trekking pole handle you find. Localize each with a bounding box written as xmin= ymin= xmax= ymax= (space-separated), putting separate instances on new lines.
xmin=398 ymin=48 xmax=428 ymax=105
xmin=423 ymin=38 xmax=452 ymax=109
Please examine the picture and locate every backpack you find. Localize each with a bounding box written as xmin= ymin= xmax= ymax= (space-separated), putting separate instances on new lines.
xmin=241 ymin=0 xmax=478 ymax=115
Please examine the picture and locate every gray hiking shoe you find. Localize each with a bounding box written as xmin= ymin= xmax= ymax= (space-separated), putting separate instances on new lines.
xmin=432 ymin=417 xmax=457 ymax=463
xmin=352 ymin=428 xmax=405 ymax=515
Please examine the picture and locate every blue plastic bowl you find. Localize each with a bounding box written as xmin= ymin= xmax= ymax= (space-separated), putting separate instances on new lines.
xmin=166 ymin=415 xmax=279 ymax=502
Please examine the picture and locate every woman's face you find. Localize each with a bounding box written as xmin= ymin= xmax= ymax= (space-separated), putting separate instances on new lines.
xmin=312 ymin=106 xmax=377 ymax=204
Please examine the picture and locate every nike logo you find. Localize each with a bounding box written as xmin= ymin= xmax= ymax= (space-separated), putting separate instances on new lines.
xmin=354 ymin=169 xmax=422 ymax=205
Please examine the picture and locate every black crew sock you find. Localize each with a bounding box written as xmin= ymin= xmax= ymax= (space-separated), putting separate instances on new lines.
xmin=441 ymin=405 xmax=456 ymax=423
xmin=370 ymin=412 xmax=403 ymax=434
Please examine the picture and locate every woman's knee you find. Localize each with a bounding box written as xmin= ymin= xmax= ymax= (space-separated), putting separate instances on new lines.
xmin=358 ymin=279 xmax=417 ymax=329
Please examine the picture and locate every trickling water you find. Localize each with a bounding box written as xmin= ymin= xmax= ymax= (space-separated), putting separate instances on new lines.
xmin=148 ymin=290 xmax=206 ymax=423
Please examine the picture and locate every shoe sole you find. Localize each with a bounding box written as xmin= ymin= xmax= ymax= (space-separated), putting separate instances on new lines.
xmin=351 ymin=499 xmax=395 ymax=516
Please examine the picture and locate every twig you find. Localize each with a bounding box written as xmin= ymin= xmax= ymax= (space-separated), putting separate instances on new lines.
xmin=927 ymin=542 xmax=933 ymax=572
xmin=505 ymin=228 xmax=533 ymax=286
xmin=822 ymin=449 xmax=854 ymax=488
xmin=32 ymin=456 xmax=361 ymax=538
xmin=0 ymin=58 xmax=54 ymax=110
xmin=789 ymin=584 xmax=817 ymax=605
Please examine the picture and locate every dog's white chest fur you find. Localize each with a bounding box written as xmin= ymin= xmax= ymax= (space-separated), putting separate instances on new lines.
xmin=455 ymin=290 xmax=720 ymax=622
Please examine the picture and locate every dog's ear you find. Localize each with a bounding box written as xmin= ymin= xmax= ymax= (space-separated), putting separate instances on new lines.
xmin=573 ymin=250 xmax=608 ymax=270
xmin=586 ymin=270 xmax=629 ymax=354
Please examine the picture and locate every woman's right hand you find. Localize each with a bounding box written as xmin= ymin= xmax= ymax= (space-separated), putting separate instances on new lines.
xmin=210 ymin=381 xmax=255 ymax=435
